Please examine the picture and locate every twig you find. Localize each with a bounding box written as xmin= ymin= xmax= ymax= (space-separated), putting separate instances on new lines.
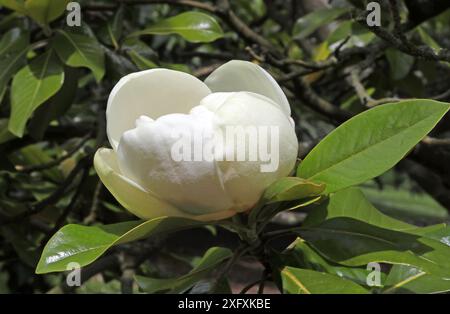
xmin=0 ymin=154 xmax=93 ymax=227
xmin=40 ymin=166 xmax=90 ymax=248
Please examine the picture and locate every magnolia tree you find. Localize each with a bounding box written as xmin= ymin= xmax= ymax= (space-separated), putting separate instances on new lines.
xmin=0 ymin=0 xmax=450 ymax=294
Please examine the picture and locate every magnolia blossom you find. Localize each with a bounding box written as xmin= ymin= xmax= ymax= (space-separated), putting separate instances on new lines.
xmin=94 ymin=60 xmax=298 ymax=221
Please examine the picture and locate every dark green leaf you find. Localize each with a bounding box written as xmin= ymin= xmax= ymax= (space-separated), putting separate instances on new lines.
xmin=0 ymin=27 xmax=29 ymax=103
xmin=386 ymin=49 xmax=415 ymax=80
xmin=298 ymin=217 xmax=450 ymax=277
xmin=293 ymin=7 xmax=350 ymax=40
xmin=135 ymin=247 xmax=232 ymax=293
xmin=130 ymin=12 xmax=224 ymax=43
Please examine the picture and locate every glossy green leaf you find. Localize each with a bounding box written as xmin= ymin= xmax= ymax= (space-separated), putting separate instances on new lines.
xmin=53 ymin=29 xmax=105 ymax=82
xmin=135 ymin=247 xmax=232 ymax=293
xmin=281 ymin=266 xmax=369 ymax=294
xmin=297 ymin=100 xmax=450 ymax=193
xmin=383 ymin=265 xmax=450 ymax=294
xmin=0 ymin=28 xmax=29 ymax=103
xmin=36 ymin=216 xmax=204 ymax=274
xmin=281 ymin=237 xmax=380 ymax=286
xmin=298 ymin=217 xmax=450 ymax=277
xmin=24 ymin=0 xmax=70 ymax=25
xmin=8 ymin=49 xmax=64 ymax=137
xmin=130 ymin=12 xmax=224 ymax=43
xmin=304 ymin=187 xmax=413 ymax=230
xmin=293 ymin=7 xmax=350 ymax=40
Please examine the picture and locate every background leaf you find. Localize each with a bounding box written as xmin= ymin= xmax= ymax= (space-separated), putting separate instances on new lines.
xmin=130 ymin=12 xmax=224 ymax=43
xmin=8 ymin=49 xmax=64 ymax=137
xmin=0 ymin=27 xmax=29 ymax=103
xmin=24 ymin=0 xmax=70 ymax=26
xmin=53 ymin=29 xmax=105 ymax=82
xmin=293 ymin=7 xmax=350 ymax=40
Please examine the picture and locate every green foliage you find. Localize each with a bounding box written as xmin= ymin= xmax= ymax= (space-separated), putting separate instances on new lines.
xmin=0 ymin=0 xmax=449 ymax=295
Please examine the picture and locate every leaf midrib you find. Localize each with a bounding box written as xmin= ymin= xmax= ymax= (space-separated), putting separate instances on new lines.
xmin=283 ymin=268 xmax=311 ymax=294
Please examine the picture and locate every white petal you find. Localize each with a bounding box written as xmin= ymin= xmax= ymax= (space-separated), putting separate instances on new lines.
xmin=93 ymin=148 xmax=184 ymax=220
xmin=201 ymin=92 xmax=298 ymax=210
xmin=205 ymin=60 xmax=291 ymax=117
xmin=116 ymin=110 xmax=235 ymax=215
xmin=107 ymin=69 xmax=211 ymax=150
xmin=94 ymin=148 xmax=238 ymax=221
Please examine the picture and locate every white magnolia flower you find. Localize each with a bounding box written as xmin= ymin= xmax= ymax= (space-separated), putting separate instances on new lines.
xmin=94 ymin=60 xmax=298 ymax=221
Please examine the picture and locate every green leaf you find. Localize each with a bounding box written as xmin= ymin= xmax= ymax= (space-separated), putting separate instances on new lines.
xmin=24 ymin=0 xmax=70 ymax=26
xmin=8 ymin=49 xmax=64 ymax=137
xmin=297 ymin=217 xmax=450 ymax=277
xmin=263 ymin=177 xmax=325 ymax=204
xmin=0 ymin=27 xmax=29 ymax=103
xmin=53 ymin=29 xmax=105 ymax=82
xmin=135 ymin=247 xmax=232 ymax=293
xmin=130 ymin=12 xmax=224 ymax=43
xmin=248 ymin=177 xmax=324 ymax=226
xmin=386 ymin=48 xmax=415 ymax=80
xmin=36 ymin=216 xmax=204 ymax=274
xmin=27 ymin=66 xmax=79 ymax=140
xmin=383 ymin=264 xmax=450 ymax=294
xmin=304 ymin=187 xmax=413 ymax=230
xmin=361 ymin=184 xmax=449 ymax=223
xmin=122 ymin=38 xmax=158 ymax=70
xmin=281 ymin=237 xmax=381 ymax=286
xmin=0 ymin=0 xmax=27 ymax=14
xmin=281 ymin=266 xmax=369 ymax=294
xmin=293 ymin=7 xmax=350 ymax=40
xmin=99 ymin=4 xmax=124 ymax=49
xmin=297 ymin=100 xmax=450 ymax=193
